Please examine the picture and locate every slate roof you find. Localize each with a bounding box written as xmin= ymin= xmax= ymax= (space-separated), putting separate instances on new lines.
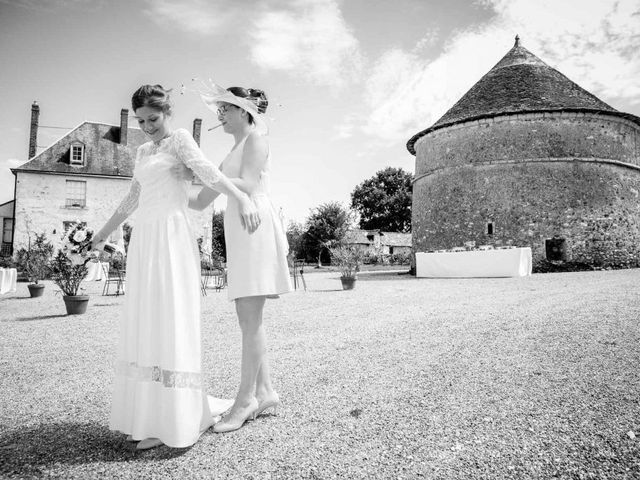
xmin=13 ymin=122 xmax=147 ymax=177
xmin=344 ymin=229 xmax=375 ymax=245
xmin=344 ymin=229 xmax=412 ymax=247
xmin=380 ymin=232 xmax=412 ymax=247
xmin=407 ymin=36 xmax=640 ymax=154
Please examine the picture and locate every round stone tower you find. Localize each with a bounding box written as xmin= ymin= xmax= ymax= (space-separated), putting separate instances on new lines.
xmin=407 ymin=36 xmax=640 ymax=270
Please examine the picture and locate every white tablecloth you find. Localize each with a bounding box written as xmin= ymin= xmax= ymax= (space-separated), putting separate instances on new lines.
xmin=85 ymin=262 xmax=109 ymax=281
xmin=0 ymin=267 xmax=17 ymax=294
xmin=416 ymin=247 xmax=532 ymax=278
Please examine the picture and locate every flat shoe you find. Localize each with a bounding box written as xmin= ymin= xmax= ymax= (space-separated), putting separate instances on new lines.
xmin=136 ymin=438 xmax=163 ymax=450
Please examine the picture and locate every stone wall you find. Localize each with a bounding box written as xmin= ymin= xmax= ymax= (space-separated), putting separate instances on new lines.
xmin=412 ymin=112 xmax=640 ymax=269
xmin=13 ymin=172 xmax=213 ymax=253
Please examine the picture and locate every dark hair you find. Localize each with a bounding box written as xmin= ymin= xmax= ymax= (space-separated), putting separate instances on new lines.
xmin=226 ymin=86 xmax=268 ymax=124
xmin=131 ymin=84 xmax=173 ymax=114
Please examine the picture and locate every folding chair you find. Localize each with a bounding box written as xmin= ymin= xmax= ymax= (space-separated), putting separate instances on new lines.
xmin=290 ymin=259 xmax=307 ymax=291
xmin=102 ymin=262 xmax=125 ymax=296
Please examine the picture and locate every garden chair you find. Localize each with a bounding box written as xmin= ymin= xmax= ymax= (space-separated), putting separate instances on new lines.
xmin=102 ymin=262 xmax=125 ymax=296
xmin=290 ymin=259 xmax=307 ymax=291
xmin=201 ymin=266 xmax=226 ymax=295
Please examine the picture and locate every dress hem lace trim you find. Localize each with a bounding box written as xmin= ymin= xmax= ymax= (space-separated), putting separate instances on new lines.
xmin=116 ymin=361 xmax=202 ymax=390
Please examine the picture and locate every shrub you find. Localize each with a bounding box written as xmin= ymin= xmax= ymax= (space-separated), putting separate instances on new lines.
xmin=13 ymin=233 xmax=54 ymax=284
xmin=329 ymin=244 xmax=364 ymax=279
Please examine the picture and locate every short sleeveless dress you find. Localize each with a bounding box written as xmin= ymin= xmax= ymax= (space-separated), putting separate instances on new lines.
xmin=221 ymin=136 xmax=292 ymax=301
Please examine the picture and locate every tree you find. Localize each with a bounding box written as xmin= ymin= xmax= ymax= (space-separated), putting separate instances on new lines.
xmin=350 ymin=167 xmax=413 ymax=233
xmin=210 ymin=210 xmax=226 ymax=265
xmin=286 ymin=221 xmax=306 ymax=261
xmin=302 ymin=202 xmax=356 ymax=266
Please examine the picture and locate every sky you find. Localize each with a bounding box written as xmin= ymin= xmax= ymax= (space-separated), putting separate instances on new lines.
xmin=1 ymin=0 xmax=639 ymax=225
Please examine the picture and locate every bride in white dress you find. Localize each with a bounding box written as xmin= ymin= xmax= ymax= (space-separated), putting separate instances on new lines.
xmin=92 ymin=84 xmax=260 ymax=450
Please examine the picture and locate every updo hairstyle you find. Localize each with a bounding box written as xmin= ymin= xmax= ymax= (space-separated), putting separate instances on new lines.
xmin=227 ymin=86 xmax=268 ymax=124
xmin=131 ymin=84 xmax=173 ymax=115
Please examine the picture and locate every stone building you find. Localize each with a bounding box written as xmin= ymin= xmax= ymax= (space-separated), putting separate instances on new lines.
xmin=344 ymin=229 xmax=412 ymax=256
xmin=0 ymin=200 xmax=14 ymax=256
xmin=9 ymin=103 xmax=214 ymax=253
xmin=407 ymin=37 xmax=640 ymax=269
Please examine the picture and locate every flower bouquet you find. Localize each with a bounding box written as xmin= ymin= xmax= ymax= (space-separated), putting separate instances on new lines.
xmin=49 ymin=222 xmax=98 ymax=313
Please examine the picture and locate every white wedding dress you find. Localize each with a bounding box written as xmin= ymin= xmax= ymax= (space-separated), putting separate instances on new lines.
xmin=107 ymin=128 xmax=232 ymax=448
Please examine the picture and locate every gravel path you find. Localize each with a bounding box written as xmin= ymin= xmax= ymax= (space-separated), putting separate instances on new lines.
xmin=1 ymin=269 xmax=639 ymax=479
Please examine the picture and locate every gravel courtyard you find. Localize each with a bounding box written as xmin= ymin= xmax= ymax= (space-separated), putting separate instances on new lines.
xmin=1 ymin=269 xmax=639 ymax=479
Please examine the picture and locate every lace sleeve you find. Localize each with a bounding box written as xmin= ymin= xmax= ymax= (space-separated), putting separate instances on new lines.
xmin=114 ymin=178 xmax=141 ymax=217
xmin=173 ymin=128 xmax=224 ymax=188
xmin=93 ymin=148 xmax=143 ymax=242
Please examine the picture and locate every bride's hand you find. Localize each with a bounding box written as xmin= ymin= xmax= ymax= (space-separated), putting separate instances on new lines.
xmin=92 ymin=239 xmax=107 ymax=252
xmin=239 ymin=195 xmax=261 ymax=233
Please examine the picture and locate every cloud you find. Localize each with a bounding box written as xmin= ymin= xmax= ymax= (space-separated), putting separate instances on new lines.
xmin=0 ymin=0 xmax=103 ymax=10
xmin=3 ymin=159 xmax=24 ymax=169
xmin=348 ymin=0 xmax=640 ymax=145
xmin=142 ymin=0 xmax=235 ymax=36
xmin=250 ymin=0 xmax=363 ymax=88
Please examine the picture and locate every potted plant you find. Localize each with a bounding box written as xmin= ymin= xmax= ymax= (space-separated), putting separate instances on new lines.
xmin=14 ymin=233 xmax=54 ymax=297
xmin=329 ymin=244 xmax=364 ymax=290
xmin=48 ymin=222 xmax=96 ymax=314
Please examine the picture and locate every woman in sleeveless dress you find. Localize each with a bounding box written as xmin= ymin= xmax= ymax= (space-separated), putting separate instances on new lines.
xmin=91 ymin=85 xmax=261 ymax=450
xmin=189 ymin=84 xmax=291 ymax=433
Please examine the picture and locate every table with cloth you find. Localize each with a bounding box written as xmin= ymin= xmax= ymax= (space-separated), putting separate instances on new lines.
xmin=416 ymin=247 xmax=532 ymax=278
xmin=84 ymin=261 xmax=109 ymax=281
xmin=0 ymin=267 xmax=18 ymax=294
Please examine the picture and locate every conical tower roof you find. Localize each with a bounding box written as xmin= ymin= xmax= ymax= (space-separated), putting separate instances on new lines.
xmin=407 ymin=36 xmax=623 ymax=154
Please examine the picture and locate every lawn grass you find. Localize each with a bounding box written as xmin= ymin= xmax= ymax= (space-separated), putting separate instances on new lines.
xmin=1 ymin=269 xmax=639 ymax=479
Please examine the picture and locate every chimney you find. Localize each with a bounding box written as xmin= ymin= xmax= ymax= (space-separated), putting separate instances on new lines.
xmin=120 ymin=109 xmax=128 ymax=145
xmin=29 ymin=101 xmax=39 ymax=158
xmin=193 ymin=118 xmax=202 ymax=146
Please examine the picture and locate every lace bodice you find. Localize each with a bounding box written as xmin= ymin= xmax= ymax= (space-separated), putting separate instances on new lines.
xmin=132 ymin=128 xmax=225 ymax=218
xmin=96 ymin=129 xmax=227 ymax=240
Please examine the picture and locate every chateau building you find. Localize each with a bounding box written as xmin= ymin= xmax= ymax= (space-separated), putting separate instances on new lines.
xmin=0 ymin=200 xmax=14 ymax=256
xmin=407 ymin=37 xmax=640 ymax=269
xmin=9 ymin=103 xmax=213 ymax=253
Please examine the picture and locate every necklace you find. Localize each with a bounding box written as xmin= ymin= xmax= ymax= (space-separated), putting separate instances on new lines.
xmin=150 ymin=131 xmax=173 ymax=154
xmin=153 ymin=131 xmax=173 ymax=146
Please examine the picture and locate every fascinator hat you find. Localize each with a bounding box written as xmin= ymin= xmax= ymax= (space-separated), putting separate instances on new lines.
xmin=198 ymin=81 xmax=268 ymax=134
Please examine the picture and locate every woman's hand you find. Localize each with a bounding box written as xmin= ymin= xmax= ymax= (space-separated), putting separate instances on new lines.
xmin=239 ymin=194 xmax=261 ymax=233
xmin=91 ymin=239 xmax=107 ymax=252
xmin=171 ymin=162 xmax=193 ymax=181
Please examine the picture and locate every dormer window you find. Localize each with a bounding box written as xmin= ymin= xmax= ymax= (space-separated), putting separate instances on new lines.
xmin=70 ymin=143 xmax=85 ymax=166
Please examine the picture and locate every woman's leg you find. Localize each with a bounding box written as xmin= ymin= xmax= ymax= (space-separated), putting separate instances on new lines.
xmin=214 ymin=295 xmax=266 ymax=432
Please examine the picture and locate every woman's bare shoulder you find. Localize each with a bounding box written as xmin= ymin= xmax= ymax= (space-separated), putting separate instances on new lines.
xmin=245 ymin=131 xmax=268 ymax=153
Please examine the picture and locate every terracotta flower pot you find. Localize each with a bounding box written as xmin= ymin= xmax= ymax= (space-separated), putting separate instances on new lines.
xmin=63 ymin=295 xmax=89 ymax=315
xmin=27 ymin=283 xmax=45 ymax=298
xmin=340 ymin=277 xmax=356 ymax=290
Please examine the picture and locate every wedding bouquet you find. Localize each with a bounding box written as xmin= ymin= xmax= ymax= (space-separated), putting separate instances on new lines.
xmin=61 ymin=221 xmax=95 ymax=265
